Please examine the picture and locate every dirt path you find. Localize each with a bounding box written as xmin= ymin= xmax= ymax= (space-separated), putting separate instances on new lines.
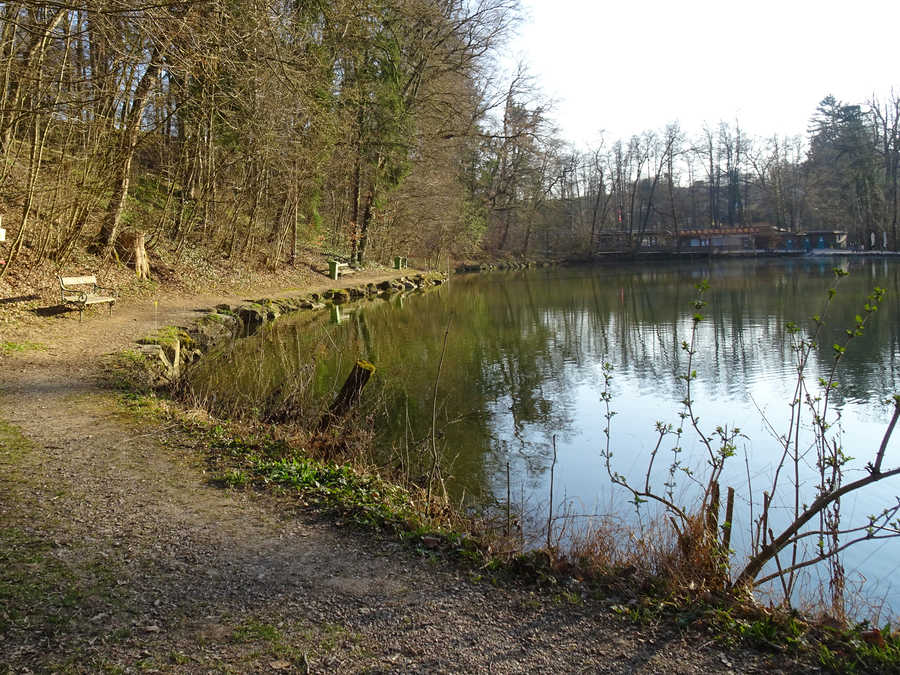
xmin=0 ymin=276 xmax=805 ymax=673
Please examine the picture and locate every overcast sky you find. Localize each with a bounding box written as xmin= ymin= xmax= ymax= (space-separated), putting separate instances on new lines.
xmin=509 ymin=0 xmax=900 ymax=147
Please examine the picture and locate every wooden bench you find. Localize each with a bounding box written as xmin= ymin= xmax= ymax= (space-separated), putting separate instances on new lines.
xmin=58 ymin=275 xmax=117 ymax=321
xmin=327 ymin=260 xmax=350 ymax=280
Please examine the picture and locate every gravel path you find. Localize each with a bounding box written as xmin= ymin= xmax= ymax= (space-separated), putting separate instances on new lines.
xmin=0 ymin=277 xmax=811 ymax=673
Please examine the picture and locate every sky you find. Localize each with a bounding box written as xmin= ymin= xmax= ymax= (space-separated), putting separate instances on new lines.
xmin=509 ymin=0 xmax=900 ymax=147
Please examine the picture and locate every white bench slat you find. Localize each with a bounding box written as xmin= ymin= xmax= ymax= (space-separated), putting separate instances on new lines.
xmin=82 ymin=295 xmax=116 ymax=305
xmin=60 ymin=275 xmax=98 ymax=286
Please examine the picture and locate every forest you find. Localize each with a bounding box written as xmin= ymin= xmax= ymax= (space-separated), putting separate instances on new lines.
xmin=1 ymin=0 xmax=899 ymax=281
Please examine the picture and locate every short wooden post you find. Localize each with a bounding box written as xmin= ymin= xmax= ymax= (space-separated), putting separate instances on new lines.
xmin=317 ymin=360 xmax=375 ymax=431
xmin=328 ymin=260 xmax=340 ymax=280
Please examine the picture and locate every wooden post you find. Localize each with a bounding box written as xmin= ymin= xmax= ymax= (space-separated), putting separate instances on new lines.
xmin=317 ymin=360 xmax=375 ymax=431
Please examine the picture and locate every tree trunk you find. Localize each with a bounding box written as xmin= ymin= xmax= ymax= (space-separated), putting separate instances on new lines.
xmin=317 ymin=360 xmax=375 ymax=431
xmin=350 ymin=145 xmax=362 ymax=262
xmin=356 ymin=186 xmax=375 ymax=265
xmin=133 ymin=231 xmax=150 ymax=279
xmin=96 ymin=53 xmax=161 ymax=252
xmin=290 ymin=197 xmax=298 ymax=265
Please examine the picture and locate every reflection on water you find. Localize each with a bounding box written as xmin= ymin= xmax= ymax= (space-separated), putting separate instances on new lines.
xmin=192 ymin=257 xmax=900 ymax=612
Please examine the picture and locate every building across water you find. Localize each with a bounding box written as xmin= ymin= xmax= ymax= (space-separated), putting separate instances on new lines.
xmin=590 ymin=226 xmax=872 ymax=255
xmin=674 ymin=226 xmax=849 ymax=252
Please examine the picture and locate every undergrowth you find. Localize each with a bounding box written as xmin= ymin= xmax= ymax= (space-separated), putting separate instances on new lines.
xmin=207 ymin=427 xmax=421 ymax=533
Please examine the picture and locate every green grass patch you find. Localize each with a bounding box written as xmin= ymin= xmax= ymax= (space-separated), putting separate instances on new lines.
xmin=705 ymin=605 xmax=808 ymax=651
xmin=233 ymin=619 xmax=283 ymax=644
xmin=1 ymin=340 xmax=47 ymax=355
xmin=0 ymin=419 xmax=32 ymax=464
xmin=104 ymin=348 xmax=152 ymax=385
xmin=230 ymin=618 xmax=357 ymax=665
xmin=0 ymin=524 xmax=130 ymax=655
xmin=0 ymin=526 xmax=81 ymax=634
xmin=117 ymin=391 xmax=169 ymax=420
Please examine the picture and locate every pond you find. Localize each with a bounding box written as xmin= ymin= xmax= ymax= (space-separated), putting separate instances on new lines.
xmin=190 ymin=257 xmax=900 ymax=614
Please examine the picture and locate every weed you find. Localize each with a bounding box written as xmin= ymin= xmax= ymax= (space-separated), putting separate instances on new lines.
xmin=838 ymin=625 xmax=900 ymax=673
xmin=222 ymin=468 xmax=250 ymax=488
xmin=710 ymin=607 xmax=806 ymax=650
xmin=169 ymin=651 xmax=191 ymax=665
xmin=205 ymin=430 xmax=421 ymax=534
xmin=233 ymin=619 xmax=283 ymax=644
xmin=818 ymin=644 xmax=847 ymax=672
xmin=554 ymin=589 xmax=582 ymax=606
xmin=611 ymin=601 xmax=663 ymax=625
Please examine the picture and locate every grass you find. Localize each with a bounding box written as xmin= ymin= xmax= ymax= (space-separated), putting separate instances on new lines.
xmin=1 ymin=340 xmax=47 ymax=354
xmin=206 ymin=428 xmax=423 ymax=533
xmin=233 ymin=619 xmax=284 ymax=644
xmin=230 ymin=617 xmax=361 ymax=666
xmin=0 ymin=526 xmax=123 ymax=640
xmin=815 ymin=626 xmax=900 ymax=673
xmin=610 ymin=592 xmax=900 ymax=673
xmin=0 ymin=526 xmax=70 ymax=633
xmin=117 ymin=390 xmax=171 ymax=420
xmin=101 ymin=348 xmax=183 ymax=400
xmin=0 ymin=418 xmax=32 ymax=464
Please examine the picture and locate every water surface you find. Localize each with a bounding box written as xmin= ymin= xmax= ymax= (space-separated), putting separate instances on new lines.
xmin=193 ymin=257 xmax=900 ymax=612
